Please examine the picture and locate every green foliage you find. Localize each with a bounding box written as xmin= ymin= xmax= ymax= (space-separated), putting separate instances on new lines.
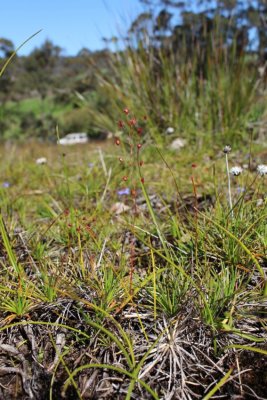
xmin=1 ymin=1 xmax=267 ymax=142
xmin=145 ymin=271 xmax=190 ymax=317
xmin=0 ymin=140 xmax=266 ymax=397
xmin=0 ymin=5 xmax=266 ymax=397
xmin=95 ymin=34 xmax=259 ymax=145
xmin=84 ymin=0 xmax=266 ymax=145
xmin=1 ymin=291 xmax=34 ymax=317
xmin=62 ymin=107 xmax=91 ymax=134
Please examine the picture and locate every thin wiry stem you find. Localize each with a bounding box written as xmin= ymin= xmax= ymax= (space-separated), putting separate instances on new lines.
xmin=225 ymin=153 xmax=234 ymax=218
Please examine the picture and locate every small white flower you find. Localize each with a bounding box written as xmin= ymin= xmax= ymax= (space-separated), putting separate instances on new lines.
xmin=257 ymin=198 xmax=264 ymax=207
xmin=223 ymin=145 xmax=232 ymax=154
xmin=257 ymin=164 xmax=267 ymax=176
xmin=230 ymin=166 xmax=243 ymax=176
xmin=36 ymin=157 xmax=47 ymax=165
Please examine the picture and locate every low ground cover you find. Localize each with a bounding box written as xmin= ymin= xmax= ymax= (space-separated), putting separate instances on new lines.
xmin=0 ymin=135 xmax=266 ymax=399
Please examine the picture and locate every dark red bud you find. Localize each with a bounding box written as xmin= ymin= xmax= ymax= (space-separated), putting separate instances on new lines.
xmin=128 ymin=118 xmax=137 ymax=126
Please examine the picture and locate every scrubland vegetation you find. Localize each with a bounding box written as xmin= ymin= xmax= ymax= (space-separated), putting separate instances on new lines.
xmin=0 ymin=1 xmax=267 ymax=399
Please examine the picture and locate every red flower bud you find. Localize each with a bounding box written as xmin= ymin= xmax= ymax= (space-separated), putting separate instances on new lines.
xmin=123 ymin=108 xmax=129 ymax=115
xmin=118 ymin=120 xmax=124 ymax=129
xmin=129 ymin=118 xmax=137 ymax=126
xmin=131 ymin=189 xmax=137 ymax=197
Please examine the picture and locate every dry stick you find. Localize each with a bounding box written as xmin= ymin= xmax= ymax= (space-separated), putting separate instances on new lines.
xmin=100 ymin=167 xmax=112 ymax=204
xmin=155 ymin=145 xmax=188 ymax=224
xmin=98 ymin=147 xmax=107 ymax=177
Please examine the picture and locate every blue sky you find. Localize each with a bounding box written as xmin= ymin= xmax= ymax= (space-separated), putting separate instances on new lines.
xmin=1 ymin=0 xmax=143 ymax=56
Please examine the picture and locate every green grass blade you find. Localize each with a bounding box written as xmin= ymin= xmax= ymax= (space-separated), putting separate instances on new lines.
xmin=0 ymin=214 xmax=21 ymax=274
xmin=226 ymin=344 xmax=267 ymax=355
xmin=63 ymin=363 xmax=159 ymax=400
xmin=0 ymin=30 xmax=42 ymax=77
xmin=0 ymin=319 xmax=133 ymax=368
xmin=196 ymin=210 xmax=266 ymax=281
xmin=203 ymin=367 xmax=233 ymax=400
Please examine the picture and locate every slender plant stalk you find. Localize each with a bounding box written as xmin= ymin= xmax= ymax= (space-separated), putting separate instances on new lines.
xmin=0 ymin=30 xmax=42 ymax=77
xmin=225 ymin=153 xmax=234 ymax=218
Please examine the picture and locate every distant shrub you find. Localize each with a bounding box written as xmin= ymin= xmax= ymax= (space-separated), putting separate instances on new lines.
xmin=19 ymin=111 xmax=57 ymax=140
xmin=61 ymin=107 xmax=91 ymax=133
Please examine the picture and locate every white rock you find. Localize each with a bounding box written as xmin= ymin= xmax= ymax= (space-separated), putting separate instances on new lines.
xmin=107 ymin=131 xmax=114 ymax=139
xmin=169 ymin=138 xmax=186 ymax=151
xmin=257 ymin=198 xmax=264 ymax=207
xmin=111 ymin=202 xmax=130 ymax=215
xmin=165 ymin=127 xmax=174 ymax=134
